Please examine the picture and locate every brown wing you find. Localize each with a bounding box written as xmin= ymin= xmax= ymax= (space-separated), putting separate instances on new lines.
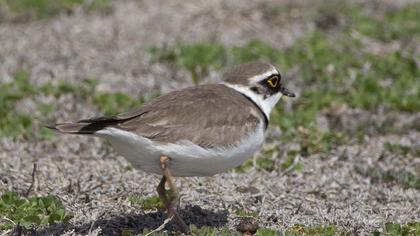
xmin=116 ymin=84 xmax=265 ymax=148
xmin=49 ymin=84 xmax=265 ymax=148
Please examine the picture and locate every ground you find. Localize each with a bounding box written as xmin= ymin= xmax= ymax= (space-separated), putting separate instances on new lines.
xmin=0 ymin=0 xmax=419 ymax=235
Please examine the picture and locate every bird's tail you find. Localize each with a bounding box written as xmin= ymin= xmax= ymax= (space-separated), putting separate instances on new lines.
xmin=46 ymin=117 xmax=121 ymax=134
xmin=46 ymin=122 xmax=109 ymax=134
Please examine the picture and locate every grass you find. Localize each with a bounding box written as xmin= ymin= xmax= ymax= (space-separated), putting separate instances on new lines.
xmin=0 ymin=0 xmax=112 ymax=22
xmin=2 ymin=2 xmax=418 ymax=144
xmin=235 ymin=129 xmax=346 ymax=173
xmin=41 ymin=78 xmax=147 ymax=115
xmin=284 ymin=222 xmax=420 ymax=236
xmin=149 ymin=34 xmax=420 ymax=117
xmin=1 ymin=76 xmax=103 ymax=138
xmin=384 ymin=143 xmax=412 ymax=156
xmin=93 ymin=92 xmax=146 ymax=116
xmin=147 ymin=1 xmax=420 ymax=182
xmin=0 ymin=71 xmax=34 ymax=137
xmin=139 ymin=225 xmax=279 ymax=236
xmin=0 ymin=192 xmax=73 ymax=230
xmin=361 ymin=166 xmax=420 ymax=190
xmin=276 ymin=31 xmax=419 ymax=113
xmin=234 ymin=145 xmax=296 ymax=173
xmin=128 ymin=195 xmax=164 ymax=211
xmin=0 ymin=72 xmax=61 ymax=138
xmin=130 ymin=222 xmax=420 ymax=235
xmin=280 ymin=150 xmax=303 ymax=171
xmin=0 ymin=73 xmax=147 ymax=139
xmin=240 ymin=146 xmax=303 ymax=173
xmin=286 ymin=224 xmax=343 ymax=236
xmin=234 ymin=209 xmax=258 ymax=218
xmin=149 ymin=43 xmax=226 ymax=85
xmin=369 ymin=222 xmax=420 ymax=236
xmin=148 ymin=2 xmax=419 ymax=155
xmin=0 ymin=71 xmax=51 ymax=138
xmin=349 ymin=3 xmax=420 ymax=42
xmin=0 ymin=2 xmax=418 ymax=235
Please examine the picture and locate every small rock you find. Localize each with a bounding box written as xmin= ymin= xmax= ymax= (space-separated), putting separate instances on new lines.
xmin=235 ymin=186 xmax=260 ymax=194
xmin=236 ymin=217 xmax=259 ymax=235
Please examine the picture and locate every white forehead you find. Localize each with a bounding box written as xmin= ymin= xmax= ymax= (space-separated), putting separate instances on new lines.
xmin=248 ymin=67 xmax=279 ymax=83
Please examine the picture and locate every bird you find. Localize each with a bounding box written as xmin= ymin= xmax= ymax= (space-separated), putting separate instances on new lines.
xmin=47 ymin=61 xmax=295 ymax=233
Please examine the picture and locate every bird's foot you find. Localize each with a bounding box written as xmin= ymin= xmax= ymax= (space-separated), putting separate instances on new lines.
xmin=155 ymin=156 xmax=190 ymax=234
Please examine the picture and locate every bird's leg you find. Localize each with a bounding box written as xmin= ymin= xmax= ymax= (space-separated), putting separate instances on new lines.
xmin=159 ymin=156 xmax=189 ymax=233
xmin=156 ymin=176 xmax=167 ymax=205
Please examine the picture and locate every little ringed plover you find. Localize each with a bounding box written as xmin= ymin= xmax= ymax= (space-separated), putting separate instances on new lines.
xmin=47 ymin=61 xmax=295 ymax=232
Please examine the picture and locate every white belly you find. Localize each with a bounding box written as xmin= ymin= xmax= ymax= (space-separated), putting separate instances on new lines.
xmin=95 ymin=125 xmax=265 ymax=177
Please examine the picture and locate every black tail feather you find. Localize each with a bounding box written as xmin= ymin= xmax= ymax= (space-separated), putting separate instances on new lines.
xmin=45 ymin=119 xmax=118 ymax=134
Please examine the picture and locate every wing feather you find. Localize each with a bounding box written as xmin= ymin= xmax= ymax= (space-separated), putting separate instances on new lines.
xmin=48 ymin=84 xmax=265 ymax=148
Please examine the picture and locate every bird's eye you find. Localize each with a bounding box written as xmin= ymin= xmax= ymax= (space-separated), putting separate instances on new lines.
xmin=267 ymin=76 xmax=279 ymax=88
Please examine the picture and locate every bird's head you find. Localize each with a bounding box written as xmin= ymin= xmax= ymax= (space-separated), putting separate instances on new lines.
xmin=223 ymin=61 xmax=295 ymax=117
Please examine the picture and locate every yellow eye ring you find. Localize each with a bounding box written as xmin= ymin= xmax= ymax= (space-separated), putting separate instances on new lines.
xmin=267 ymin=76 xmax=279 ymax=88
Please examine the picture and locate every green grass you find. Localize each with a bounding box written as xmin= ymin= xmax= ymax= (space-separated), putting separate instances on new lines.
xmin=189 ymin=225 xmax=241 ymax=236
xmin=256 ymin=228 xmax=281 ymax=236
xmin=235 ymin=146 xmax=304 ymax=173
xmin=0 ymin=71 xmax=39 ymax=138
xmin=145 ymin=225 xmax=406 ymax=236
xmin=3 ymin=3 xmax=417 ymax=144
xmin=149 ymin=43 xmax=226 ymax=85
xmin=124 ymin=222 xmax=420 ymax=236
xmin=384 ymin=143 xmax=420 ymax=157
xmin=40 ymin=78 xmax=147 ymax=115
xmin=349 ymin=3 xmax=420 ymax=42
xmin=311 ymin=1 xmax=420 ymax=42
xmin=278 ymin=31 xmax=419 ymax=113
xmin=1 ymin=0 xmax=418 ymax=153
xmin=140 ymin=223 xmax=420 ymax=236
xmin=286 ymin=224 xmax=344 ymax=236
xmin=150 ymin=35 xmax=419 ymax=116
xmin=0 ymin=192 xmax=73 ymax=230
xmin=140 ymin=225 xmax=279 ymax=236
xmin=128 ymin=195 xmax=164 ymax=211
xmin=284 ymin=223 xmax=420 ymax=236
xmin=0 ymin=73 xmax=147 ymax=139
xmin=384 ymin=143 xmax=412 ymax=156
xmin=235 ymin=130 xmax=347 ymax=172
xmin=362 ymin=166 xmax=419 ymax=190
xmin=0 ymin=72 xmax=79 ymax=138
xmin=0 ymin=0 xmax=112 ymax=21
xmin=93 ymin=92 xmax=146 ymax=116
xmin=149 ymin=3 xmax=419 ymax=153
xmin=280 ymin=150 xmax=303 ymax=171
xmin=371 ymin=222 xmax=420 ymax=236
xmin=285 ymin=222 xmax=420 ymax=236
xmin=234 ymin=209 xmax=258 ymax=218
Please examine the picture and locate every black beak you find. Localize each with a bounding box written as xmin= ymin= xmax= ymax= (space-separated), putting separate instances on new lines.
xmin=280 ymin=87 xmax=296 ymax=97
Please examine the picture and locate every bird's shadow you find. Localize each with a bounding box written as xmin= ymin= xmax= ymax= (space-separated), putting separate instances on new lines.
xmin=35 ymin=205 xmax=229 ymax=236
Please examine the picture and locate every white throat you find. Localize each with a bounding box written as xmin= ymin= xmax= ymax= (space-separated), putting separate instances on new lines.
xmin=222 ymin=83 xmax=282 ymax=119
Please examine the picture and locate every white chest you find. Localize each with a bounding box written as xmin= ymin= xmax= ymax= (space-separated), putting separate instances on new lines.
xmin=96 ymin=124 xmax=265 ymax=177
